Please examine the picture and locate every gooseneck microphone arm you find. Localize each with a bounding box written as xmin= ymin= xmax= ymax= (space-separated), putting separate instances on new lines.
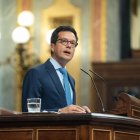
xmin=80 ymin=68 xmax=105 ymax=113
xmin=89 ymin=69 xmax=105 ymax=82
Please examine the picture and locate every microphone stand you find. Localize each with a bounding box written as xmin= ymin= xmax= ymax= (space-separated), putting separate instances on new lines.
xmin=80 ymin=68 xmax=105 ymax=113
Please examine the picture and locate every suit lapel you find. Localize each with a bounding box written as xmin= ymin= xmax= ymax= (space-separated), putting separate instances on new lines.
xmin=44 ymin=60 xmax=66 ymax=99
xmin=44 ymin=59 xmax=76 ymax=105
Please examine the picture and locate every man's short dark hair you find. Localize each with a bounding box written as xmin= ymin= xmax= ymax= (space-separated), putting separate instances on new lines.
xmin=51 ymin=25 xmax=78 ymax=44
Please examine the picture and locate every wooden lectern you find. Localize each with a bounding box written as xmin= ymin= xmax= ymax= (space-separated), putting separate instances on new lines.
xmin=109 ymin=92 xmax=140 ymax=119
xmin=0 ymin=112 xmax=140 ymax=140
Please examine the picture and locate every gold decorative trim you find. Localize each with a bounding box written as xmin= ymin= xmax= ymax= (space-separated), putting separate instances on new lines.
xmin=0 ymin=129 xmax=33 ymax=131
xmin=131 ymin=105 xmax=140 ymax=119
xmin=16 ymin=0 xmax=33 ymax=112
xmin=36 ymin=128 xmax=79 ymax=140
xmin=91 ymin=128 xmax=112 ymax=140
xmin=0 ymin=129 xmax=34 ymax=140
xmin=114 ymin=131 xmax=140 ymax=139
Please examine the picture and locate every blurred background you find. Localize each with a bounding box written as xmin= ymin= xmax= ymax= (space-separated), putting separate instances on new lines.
xmin=0 ymin=0 xmax=140 ymax=112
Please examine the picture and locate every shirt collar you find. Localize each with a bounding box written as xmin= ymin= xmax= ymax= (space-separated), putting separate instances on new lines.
xmin=50 ymin=57 xmax=66 ymax=70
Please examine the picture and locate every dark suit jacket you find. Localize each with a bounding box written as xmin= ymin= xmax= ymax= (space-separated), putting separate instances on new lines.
xmin=22 ymin=59 xmax=76 ymax=112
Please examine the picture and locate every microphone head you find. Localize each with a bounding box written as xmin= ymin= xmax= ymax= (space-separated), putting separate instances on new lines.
xmin=80 ymin=68 xmax=92 ymax=78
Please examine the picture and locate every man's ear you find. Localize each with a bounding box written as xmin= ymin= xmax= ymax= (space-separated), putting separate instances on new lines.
xmin=50 ymin=43 xmax=55 ymax=52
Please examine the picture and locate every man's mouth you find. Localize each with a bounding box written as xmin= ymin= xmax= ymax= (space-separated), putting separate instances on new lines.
xmin=63 ymin=50 xmax=71 ymax=55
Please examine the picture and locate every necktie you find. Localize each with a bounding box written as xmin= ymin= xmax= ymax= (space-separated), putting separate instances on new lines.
xmin=59 ymin=68 xmax=72 ymax=105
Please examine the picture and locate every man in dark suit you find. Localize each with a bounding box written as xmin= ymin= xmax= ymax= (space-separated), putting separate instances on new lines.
xmin=22 ymin=25 xmax=91 ymax=113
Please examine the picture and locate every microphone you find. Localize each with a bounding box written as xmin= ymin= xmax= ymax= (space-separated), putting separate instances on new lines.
xmin=80 ymin=68 xmax=105 ymax=113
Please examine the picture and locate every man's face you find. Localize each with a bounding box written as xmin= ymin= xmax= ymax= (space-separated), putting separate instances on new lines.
xmin=51 ymin=31 xmax=77 ymax=66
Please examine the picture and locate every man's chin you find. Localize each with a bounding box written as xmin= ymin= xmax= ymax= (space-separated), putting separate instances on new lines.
xmin=60 ymin=56 xmax=72 ymax=63
xmin=63 ymin=55 xmax=73 ymax=60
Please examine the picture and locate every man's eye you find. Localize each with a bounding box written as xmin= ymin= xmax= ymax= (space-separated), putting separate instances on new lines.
xmin=62 ymin=40 xmax=68 ymax=43
xmin=63 ymin=40 xmax=68 ymax=43
xmin=71 ymin=42 xmax=76 ymax=45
